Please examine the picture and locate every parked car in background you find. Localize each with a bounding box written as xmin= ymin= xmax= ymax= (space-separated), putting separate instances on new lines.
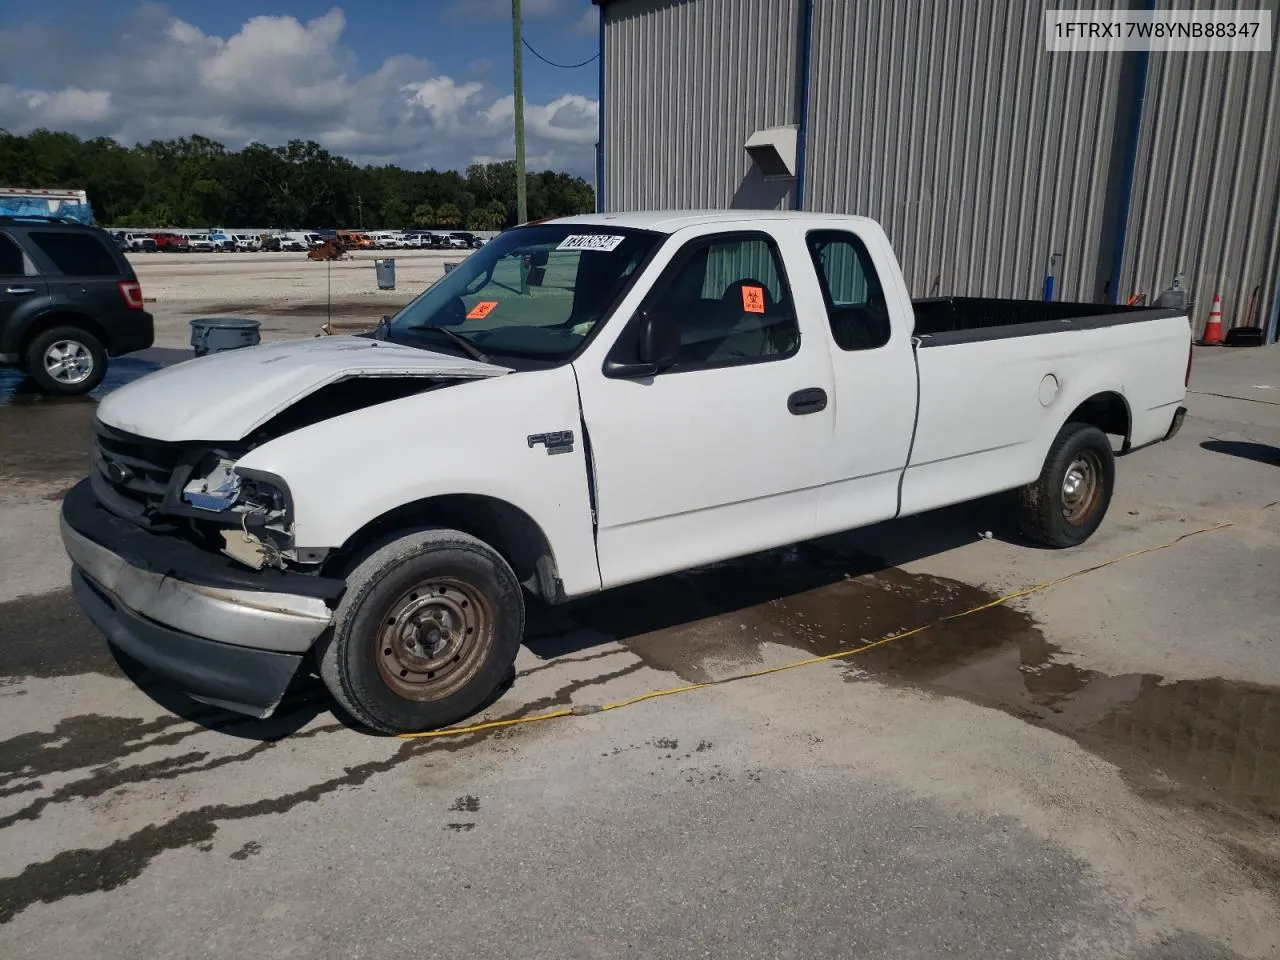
xmin=443 ymin=235 xmax=469 ymax=250
xmin=54 ymin=211 xmax=1192 ymax=733
xmin=337 ymin=231 xmax=375 ymax=250
xmin=208 ymin=231 xmax=235 ymax=252
xmin=233 ymin=234 xmax=260 ymax=252
xmin=151 ymin=232 xmax=190 ymax=253
xmin=278 ymin=232 xmax=323 ymax=252
xmin=450 ymin=232 xmax=483 ymax=249
xmin=1 ymin=215 xmax=153 ymax=394
xmin=121 ymin=233 xmax=157 ymax=253
xmin=187 ymin=234 xmax=216 ymax=253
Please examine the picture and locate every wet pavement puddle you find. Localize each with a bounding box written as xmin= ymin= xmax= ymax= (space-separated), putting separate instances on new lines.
xmin=0 ymin=350 xmax=188 ymax=485
xmin=531 ymin=539 xmax=1280 ymax=826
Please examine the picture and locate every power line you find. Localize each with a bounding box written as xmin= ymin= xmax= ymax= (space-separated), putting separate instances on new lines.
xmin=521 ymin=36 xmax=599 ymax=69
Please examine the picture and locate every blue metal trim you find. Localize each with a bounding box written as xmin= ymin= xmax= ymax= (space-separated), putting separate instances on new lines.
xmin=793 ymin=0 xmax=815 ymax=209
xmin=596 ymin=4 xmax=606 ymax=213
xmin=1107 ymin=0 xmax=1155 ymax=305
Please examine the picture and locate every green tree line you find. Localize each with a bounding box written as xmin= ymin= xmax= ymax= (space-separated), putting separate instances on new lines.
xmin=0 ymin=129 xmax=596 ymax=231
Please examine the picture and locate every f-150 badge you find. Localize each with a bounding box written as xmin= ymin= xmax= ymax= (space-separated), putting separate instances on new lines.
xmin=527 ymin=431 xmax=574 ymax=455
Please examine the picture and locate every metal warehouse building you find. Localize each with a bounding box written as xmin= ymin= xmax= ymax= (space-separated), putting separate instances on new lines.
xmin=592 ymin=0 xmax=1280 ymax=342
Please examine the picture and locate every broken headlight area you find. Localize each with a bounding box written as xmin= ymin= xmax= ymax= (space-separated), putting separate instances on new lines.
xmin=181 ymin=455 xmax=294 ymax=570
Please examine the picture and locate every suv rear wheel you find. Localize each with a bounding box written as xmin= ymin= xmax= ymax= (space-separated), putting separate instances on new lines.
xmin=24 ymin=325 xmax=108 ymax=395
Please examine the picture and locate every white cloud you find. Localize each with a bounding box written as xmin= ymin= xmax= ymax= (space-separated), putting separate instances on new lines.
xmin=570 ymin=8 xmax=599 ymax=37
xmin=0 ymin=4 xmax=598 ymax=176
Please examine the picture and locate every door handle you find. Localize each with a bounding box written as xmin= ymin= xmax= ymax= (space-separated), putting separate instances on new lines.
xmin=788 ymin=387 xmax=828 ymax=415
xmin=5 ymin=286 xmax=36 ymax=295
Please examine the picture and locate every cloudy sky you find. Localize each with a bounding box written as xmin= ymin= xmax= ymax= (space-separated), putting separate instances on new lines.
xmin=0 ymin=0 xmax=601 ymax=176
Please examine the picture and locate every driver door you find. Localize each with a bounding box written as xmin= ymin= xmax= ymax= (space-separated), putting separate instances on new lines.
xmin=575 ymin=229 xmax=836 ymax=589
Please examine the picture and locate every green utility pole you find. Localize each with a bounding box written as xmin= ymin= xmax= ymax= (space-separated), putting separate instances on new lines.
xmin=512 ymin=0 xmax=528 ymax=225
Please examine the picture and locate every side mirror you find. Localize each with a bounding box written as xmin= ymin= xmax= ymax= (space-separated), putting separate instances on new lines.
xmin=637 ymin=310 xmax=679 ymax=366
xmin=604 ymin=310 xmax=680 ymax=378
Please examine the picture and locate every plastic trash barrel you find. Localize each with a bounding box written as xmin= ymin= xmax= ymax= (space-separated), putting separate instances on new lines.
xmin=189 ymin=317 xmax=261 ymax=357
xmin=443 ymin=261 xmax=460 ymax=274
xmin=375 ymin=257 xmax=396 ymax=290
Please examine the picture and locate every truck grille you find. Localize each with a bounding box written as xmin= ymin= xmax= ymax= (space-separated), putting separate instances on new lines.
xmin=91 ymin=420 xmax=186 ymax=525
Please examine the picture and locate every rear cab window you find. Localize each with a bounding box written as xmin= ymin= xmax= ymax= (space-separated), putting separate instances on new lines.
xmin=27 ymin=231 xmax=121 ymax=277
xmin=805 ymin=230 xmax=891 ymax=351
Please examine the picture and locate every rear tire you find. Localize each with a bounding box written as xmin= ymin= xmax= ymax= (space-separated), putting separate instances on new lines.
xmin=1017 ymin=422 xmax=1115 ymax=548
xmin=317 ymin=529 xmax=524 ymax=734
xmin=24 ymin=326 xmax=107 ymax=396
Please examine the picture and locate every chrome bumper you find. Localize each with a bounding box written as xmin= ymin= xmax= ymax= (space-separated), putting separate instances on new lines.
xmin=60 ymin=516 xmax=332 ymax=654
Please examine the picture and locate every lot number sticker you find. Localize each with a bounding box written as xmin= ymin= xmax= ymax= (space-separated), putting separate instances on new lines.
xmin=741 ymin=285 xmax=766 ymax=314
xmin=466 ymin=300 xmax=499 ymax=320
xmin=556 ymin=234 xmax=626 ymax=252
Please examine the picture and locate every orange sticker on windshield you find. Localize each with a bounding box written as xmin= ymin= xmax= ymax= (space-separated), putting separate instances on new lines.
xmin=466 ymin=300 xmax=498 ymax=320
xmin=741 ymin=285 xmax=765 ymax=313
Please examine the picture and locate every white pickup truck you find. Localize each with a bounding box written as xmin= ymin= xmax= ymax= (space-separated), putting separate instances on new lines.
xmin=60 ymin=212 xmax=1191 ymax=733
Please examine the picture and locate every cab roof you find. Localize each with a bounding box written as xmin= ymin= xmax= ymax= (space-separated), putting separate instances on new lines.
xmin=547 ymin=210 xmax=878 ymax=234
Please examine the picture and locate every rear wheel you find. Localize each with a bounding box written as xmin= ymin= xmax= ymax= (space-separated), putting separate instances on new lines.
xmin=1017 ymin=422 xmax=1115 ymax=548
xmin=24 ymin=326 xmax=107 ymax=396
xmin=318 ymin=529 xmax=524 ymax=734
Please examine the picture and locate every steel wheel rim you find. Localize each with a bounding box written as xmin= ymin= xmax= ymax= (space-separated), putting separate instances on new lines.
xmin=44 ymin=340 xmax=94 ymax=385
xmin=376 ymin=576 xmax=494 ymax=701
xmin=1061 ymin=451 xmax=1103 ymax=525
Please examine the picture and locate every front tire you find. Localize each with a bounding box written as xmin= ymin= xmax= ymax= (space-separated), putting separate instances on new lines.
xmin=24 ymin=326 xmax=107 ymax=396
xmin=1017 ymin=422 xmax=1116 ymax=548
xmin=318 ymin=529 xmax=525 ymax=734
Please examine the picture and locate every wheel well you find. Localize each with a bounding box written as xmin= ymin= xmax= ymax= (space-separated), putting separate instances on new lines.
xmin=1067 ymin=392 xmax=1131 ymax=447
xmin=325 ymin=495 xmax=563 ymax=602
xmin=19 ymin=312 xmax=110 ymax=358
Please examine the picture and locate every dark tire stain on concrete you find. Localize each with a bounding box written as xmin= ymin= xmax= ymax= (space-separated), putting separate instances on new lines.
xmin=444 ymin=822 xmax=476 ymax=832
xmin=448 ymin=795 xmax=480 ymax=812
xmin=0 ymin=740 xmax=418 ymax=925
xmin=0 ymin=661 xmax=649 ymax=922
xmin=229 ymin=840 xmax=262 ymax=861
xmin=0 ymin=590 xmax=125 ymax=680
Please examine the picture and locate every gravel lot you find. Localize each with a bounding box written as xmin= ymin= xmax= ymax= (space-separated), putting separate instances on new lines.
xmin=127 ymin=249 xmax=464 ymax=346
xmin=1 ymin=272 xmax=1278 ymax=960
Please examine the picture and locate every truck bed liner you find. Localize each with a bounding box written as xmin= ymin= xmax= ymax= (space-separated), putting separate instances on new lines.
xmin=912 ymin=297 xmax=1183 ymax=346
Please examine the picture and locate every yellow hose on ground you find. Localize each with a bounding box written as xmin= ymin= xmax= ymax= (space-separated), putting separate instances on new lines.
xmin=400 ymin=499 xmax=1279 ymax=741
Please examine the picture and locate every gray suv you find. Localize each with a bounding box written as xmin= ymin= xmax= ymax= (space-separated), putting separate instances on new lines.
xmin=0 ymin=217 xmax=155 ymax=395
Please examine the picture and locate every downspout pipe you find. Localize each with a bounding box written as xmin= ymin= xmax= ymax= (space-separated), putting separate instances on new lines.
xmin=794 ymin=0 xmax=815 ymax=210
xmin=1107 ymin=0 xmax=1155 ymax=304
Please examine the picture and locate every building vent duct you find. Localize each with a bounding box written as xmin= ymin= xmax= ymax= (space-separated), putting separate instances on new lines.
xmin=744 ymin=125 xmax=798 ymax=180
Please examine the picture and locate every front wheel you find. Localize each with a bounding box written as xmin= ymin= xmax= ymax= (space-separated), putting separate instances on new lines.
xmin=1017 ymin=422 xmax=1116 ymax=548
xmin=318 ymin=529 xmax=525 ymax=734
xmin=24 ymin=326 xmax=108 ymax=395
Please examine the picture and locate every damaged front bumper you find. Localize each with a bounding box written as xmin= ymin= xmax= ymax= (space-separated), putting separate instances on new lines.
xmin=60 ymin=480 xmax=342 ymax=717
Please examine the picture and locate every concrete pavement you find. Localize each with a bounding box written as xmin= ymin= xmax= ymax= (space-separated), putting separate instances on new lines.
xmin=0 ymin=344 xmax=1277 ymax=958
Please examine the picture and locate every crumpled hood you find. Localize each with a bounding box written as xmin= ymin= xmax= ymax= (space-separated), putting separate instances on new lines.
xmin=97 ymin=336 xmax=511 ymax=442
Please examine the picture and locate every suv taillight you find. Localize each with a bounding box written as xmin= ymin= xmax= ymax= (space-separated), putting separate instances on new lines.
xmin=118 ymin=280 xmax=144 ymax=310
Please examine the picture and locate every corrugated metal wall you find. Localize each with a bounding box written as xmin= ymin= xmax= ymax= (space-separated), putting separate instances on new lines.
xmin=804 ymin=0 xmax=1129 ymax=303
xmin=601 ymin=0 xmax=1280 ymax=339
xmin=1121 ymin=0 xmax=1280 ymax=337
xmin=602 ymin=0 xmax=802 ymax=211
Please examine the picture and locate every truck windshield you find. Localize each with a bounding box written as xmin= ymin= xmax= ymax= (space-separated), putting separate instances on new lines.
xmin=385 ymin=224 xmax=661 ymax=362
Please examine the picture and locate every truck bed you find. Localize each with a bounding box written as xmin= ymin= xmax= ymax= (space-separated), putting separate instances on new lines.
xmin=912 ymin=297 xmax=1181 ymax=345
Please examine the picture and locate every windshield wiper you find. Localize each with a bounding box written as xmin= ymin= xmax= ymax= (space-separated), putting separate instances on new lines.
xmin=404 ymin=324 xmax=490 ymax=363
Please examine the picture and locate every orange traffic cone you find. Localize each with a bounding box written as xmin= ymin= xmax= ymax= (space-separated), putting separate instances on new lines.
xmin=1201 ymin=293 xmax=1224 ymax=345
